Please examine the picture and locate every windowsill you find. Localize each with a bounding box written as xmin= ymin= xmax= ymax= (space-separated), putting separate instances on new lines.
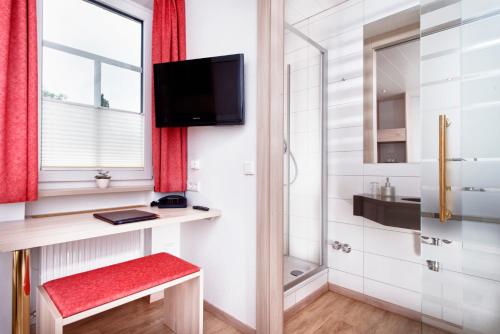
xmin=38 ymin=184 xmax=154 ymax=198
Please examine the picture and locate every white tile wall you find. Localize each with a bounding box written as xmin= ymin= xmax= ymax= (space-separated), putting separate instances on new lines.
xmin=364 ymin=227 xmax=421 ymax=263
xmin=288 ymin=0 xmax=424 ymax=315
xmin=286 ymin=31 xmax=324 ymax=264
xmin=364 ymin=253 xmax=422 ymax=292
xmin=329 ymin=247 xmax=363 ymax=276
xmin=328 ymin=269 xmax=364 ymax=293
xmin=364 ymin=278 xmax=421 ymax=312
xmin=328 ymin=198 xmax=364 ymax=226
xmin=329 ymin=221 xmax=363 ymax=250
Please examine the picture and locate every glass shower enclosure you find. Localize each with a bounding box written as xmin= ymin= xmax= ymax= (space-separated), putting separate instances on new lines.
xmin=420 ymin=1 xmax=500 ymax=332
xmin=283 ymin=23 xmax=328 ymax=290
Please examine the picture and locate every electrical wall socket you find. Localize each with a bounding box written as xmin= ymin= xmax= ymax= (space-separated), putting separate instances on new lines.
xmin=186 ymin=181 xmax=200 ymax=192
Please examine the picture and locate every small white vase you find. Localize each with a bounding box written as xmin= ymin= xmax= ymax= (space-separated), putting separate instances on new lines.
xmin=96 ymin=178 xmax=111 ymax=189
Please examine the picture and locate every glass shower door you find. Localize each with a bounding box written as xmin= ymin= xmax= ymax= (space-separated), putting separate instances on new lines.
xmin=283 ymin=23 xmax=327 ymax=289
xmin=420 ymin=1 xmax=500 ymax=333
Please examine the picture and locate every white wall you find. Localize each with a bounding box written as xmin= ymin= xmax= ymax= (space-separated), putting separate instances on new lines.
xmin=181 ymin=0 xmax=257 ymax=328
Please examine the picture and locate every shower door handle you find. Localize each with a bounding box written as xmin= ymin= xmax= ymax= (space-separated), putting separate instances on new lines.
xmin=439 ymin=115 xmax=452 ymax=223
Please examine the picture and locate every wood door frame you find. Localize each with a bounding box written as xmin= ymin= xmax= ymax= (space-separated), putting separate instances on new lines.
xmin=256 ymin=0 xmax=284 ymax=333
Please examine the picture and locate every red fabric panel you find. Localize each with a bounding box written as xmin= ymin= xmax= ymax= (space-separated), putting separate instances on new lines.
xmin=43 ymin=253 xmax=200 ymax=318
xmin=152 ymin=0 xmax=187 ymax=192
xmin=0 ymin=0 xmax=38 ymax=203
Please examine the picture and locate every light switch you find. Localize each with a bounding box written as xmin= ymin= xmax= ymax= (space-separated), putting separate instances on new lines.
xmin=243 ymin=161 xmax=255 ymax=175
xmin=190 ymin=160 xmax=200 ymax=170
xmin=187 ymin=181 xmax=200 ymax=192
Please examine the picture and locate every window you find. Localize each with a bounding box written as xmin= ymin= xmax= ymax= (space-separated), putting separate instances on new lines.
xmin=40 ymin=0 xmax=151 ymax=181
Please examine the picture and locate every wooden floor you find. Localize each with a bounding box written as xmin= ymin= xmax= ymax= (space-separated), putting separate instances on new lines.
xmin=285 ymin=292 xmax=448 ymax=334
xmin=63 ymin=297 xmax=240 ymax=334
xmin=58 ymin=291 xmax=449 ymax=334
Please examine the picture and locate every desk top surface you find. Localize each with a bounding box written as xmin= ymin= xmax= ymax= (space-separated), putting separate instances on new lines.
xmin=0 ymin=207 xmax=220 ymax=252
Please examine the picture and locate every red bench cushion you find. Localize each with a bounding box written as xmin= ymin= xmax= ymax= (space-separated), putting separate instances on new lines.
xmin=43 ymin=252 xmax=199 ymax=318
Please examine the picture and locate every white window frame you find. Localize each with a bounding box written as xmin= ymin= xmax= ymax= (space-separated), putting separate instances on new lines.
xmin=37 ymin=0 xmax=153 ymax=184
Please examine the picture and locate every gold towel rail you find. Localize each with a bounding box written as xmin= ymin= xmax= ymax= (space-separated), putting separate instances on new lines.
xmin=439 ymin=115 xmax=452 ymax=223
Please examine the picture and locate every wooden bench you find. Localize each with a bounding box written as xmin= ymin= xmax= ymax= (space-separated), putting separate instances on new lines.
xmin=37 ymin=253 xmax=203 ymax=334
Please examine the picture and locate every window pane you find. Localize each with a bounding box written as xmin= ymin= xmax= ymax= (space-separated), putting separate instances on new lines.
xmin=101 ymin=64 xmax=141 ymax=113
xmin=42 ymin=101 xmax=144 ymax=168
xmin=43 ymin=0 xmax=142 ymax=66
xmin=42 ymin=47 xmax=94 ymax=105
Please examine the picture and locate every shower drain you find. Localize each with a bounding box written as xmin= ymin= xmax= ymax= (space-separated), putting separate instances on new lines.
xmin=290 ymin=270 xmax=304 ymax=277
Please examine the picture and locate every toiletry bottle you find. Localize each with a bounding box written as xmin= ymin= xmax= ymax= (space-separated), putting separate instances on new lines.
xmin=381 ymin=177 xmax=395 ymax=198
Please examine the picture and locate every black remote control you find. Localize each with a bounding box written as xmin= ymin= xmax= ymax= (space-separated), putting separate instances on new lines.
xmin=193 ymin=205 xmax=210 ymax=211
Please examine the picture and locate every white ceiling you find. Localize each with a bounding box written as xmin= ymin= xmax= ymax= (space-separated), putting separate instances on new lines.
xmin=286 ymin=0 xmax=348 ymax=24
xmin=130 ymin=0 xmax=152 ymax=10
xmin=376 ymin=39 xmax=420 ymax=98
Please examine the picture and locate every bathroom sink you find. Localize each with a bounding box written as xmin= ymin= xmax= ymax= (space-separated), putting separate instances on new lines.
xmin=353 ymin=194 xmax=420 ymax=230
xmin=401 ymin=197 xmax=420 ymax=202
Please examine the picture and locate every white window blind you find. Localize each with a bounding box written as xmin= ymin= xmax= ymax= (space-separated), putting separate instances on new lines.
xmin=41 ymin=100 xmax=144 ymax=168
xmin=41 ymin=0 xmax=146 ymax=172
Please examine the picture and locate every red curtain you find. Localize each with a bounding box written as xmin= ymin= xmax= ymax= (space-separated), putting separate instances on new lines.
xmin=152 ymin=0 xmax=187 ymax=192
xmin=0 ymin=0 xmax=38 ymax=204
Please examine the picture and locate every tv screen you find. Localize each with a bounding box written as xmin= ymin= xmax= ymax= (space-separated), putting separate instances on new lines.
xmin=154 ymin=54 xmax=244 ymax=127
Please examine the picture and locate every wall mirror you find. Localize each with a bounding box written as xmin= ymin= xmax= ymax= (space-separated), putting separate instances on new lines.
xmin=363 ymin=7 xmax=421 ymax=164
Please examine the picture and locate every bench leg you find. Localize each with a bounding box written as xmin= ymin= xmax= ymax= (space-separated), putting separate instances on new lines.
xmin=163 ymin=271 xmax=203 ymax=334
xmin=37 ymin=288 xmax=63 ymax=334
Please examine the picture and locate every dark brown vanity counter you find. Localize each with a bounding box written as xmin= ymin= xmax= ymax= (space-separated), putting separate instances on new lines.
xmin=353 ymin=194 xmax=420 ymax=231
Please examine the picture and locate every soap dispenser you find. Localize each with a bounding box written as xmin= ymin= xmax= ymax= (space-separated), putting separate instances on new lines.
xmin=381 ymin=177 xmax=395 ymax=198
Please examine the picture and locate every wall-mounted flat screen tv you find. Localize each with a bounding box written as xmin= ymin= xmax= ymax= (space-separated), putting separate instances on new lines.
xmin=154 ymin=53 xmax=244 ymax=127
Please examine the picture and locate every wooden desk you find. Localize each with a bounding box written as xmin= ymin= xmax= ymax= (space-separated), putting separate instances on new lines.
xmin=0 ymin=206 xmax=220 ymax=252
xmin=1 ymin=206 xmax=220 ymax=334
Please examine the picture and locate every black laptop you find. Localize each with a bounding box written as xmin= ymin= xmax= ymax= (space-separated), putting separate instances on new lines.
xmin=93 ymin=209 xmax=159 ymax=225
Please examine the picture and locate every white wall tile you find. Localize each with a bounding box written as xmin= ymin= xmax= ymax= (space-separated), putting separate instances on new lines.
xmin=328 ymin=54 xmax=363 ymax=83
xmin=323 ymin=28 xmax=363 ymax=60
xmin=328 ymin=151 xmax=363 ymax=176
xmin=328 ymin=175 xmax=363 ymax=199
xmin=421 ymin=53 xmax=460 ymax=84
xmin=328 ymin=126 xmax=363 ymax=151
xmin=421 ymin=81 xmax=460 ymax=111
xmin=364 ymin=253 xmax=422 ymax=292
xmin=364 ymin=227 xmax=421 ymax=263
xmin=328 ymin=76 xmax=363 ymax=106
xmin=363 ymin=163 xmax=420 ymax=177
xmin=290 ymin=216 xmax=322 ymax=242
xmin=329 ymin=221 xmax=363 ymax=250
xmin=328 ymin=198 xmax=364 ymax=226
xmin=364 ymin=0 xmax=419 ymax=24
xmin=329 ymin=248 xmax=363 ymax=276
xmin=364 ymin=278 xmax=422 ymax=312
xmin=421 ymin=27 xmax=460 ymax=57
xmin=421 ymin=3 xmax=461 ymax=31
xmin=327 ymin=101 xmax=363 ymax=129
xmin=308 ymin=1 xmax=363 ymax=40
xmin=362 ymin=176 xmax=420 ymax=197
xmin=462 ymin=0 xmax=500 ymax=20
xmin=296 ymin=272 xmax=328 ymax=302
xmin=328 ymin=269 xmax=364 ymax=293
